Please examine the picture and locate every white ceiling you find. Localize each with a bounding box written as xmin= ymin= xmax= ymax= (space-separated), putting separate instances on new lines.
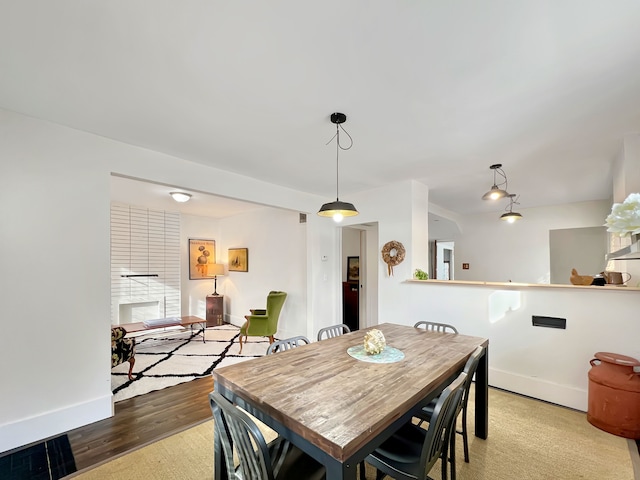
xmin=110 ymin=174 xmax=267 ymax=218
xmin=3 ymin=1 xmax=640 ymax=216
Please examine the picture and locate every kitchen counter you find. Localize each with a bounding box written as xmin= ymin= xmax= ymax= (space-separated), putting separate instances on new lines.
xmin=406 ymin=278 xmax=640 ymax=291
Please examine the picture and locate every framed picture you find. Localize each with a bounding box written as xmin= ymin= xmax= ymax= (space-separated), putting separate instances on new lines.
xmin=347 ymin=256 xmax=359 ymax=282
xmin=189 ymin=239 xmax=216 ymax=279
xmin=228 ymin=248 xmax=249 ymax=272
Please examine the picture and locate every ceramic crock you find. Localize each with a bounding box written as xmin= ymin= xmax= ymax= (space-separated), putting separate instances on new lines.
xmin=587 ymin=352 xmax=640 ymax=438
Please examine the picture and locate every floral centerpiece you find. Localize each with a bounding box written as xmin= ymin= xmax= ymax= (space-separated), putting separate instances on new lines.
xmin=604 ymin=193 xmax=640 ymax=237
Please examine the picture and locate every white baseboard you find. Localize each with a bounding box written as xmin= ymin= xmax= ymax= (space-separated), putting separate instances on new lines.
xmin=0 ymin=393 xmax=113 ymax=454
xmin=489 ymin=367 xmax=588 ymax=412
xmin=225 ymin=315 xmax=244 ymax=328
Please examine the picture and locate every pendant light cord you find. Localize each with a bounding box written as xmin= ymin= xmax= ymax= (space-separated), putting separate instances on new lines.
xmin=505 ymin=194 xmax=520 ymax=213
xmin=326 ymin=123 xmax=353 ymax=200
xmin=493 ymin=165 xmax=508 ymax=191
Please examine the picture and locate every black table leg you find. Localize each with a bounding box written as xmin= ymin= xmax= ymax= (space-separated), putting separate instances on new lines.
xmin=474 ymin=345 xmax=489 ymax=439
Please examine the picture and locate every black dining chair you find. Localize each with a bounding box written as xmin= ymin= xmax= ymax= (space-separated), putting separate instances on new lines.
xmin=360 ymin=372 xmax=467 ymax=480
xmin=210 ymin=391 xmax=326 ymax=480
xmin=416 ymin=345 xmax=485 ymax=475
xmin=266 ymin=335 xmax=311 ymax=355
xmin=317 ymin=324 xmax=351 ymax=341
xmin=414 ymin=321 xmax=459 ymax=333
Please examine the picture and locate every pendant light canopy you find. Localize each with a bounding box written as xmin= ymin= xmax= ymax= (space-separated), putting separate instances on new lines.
xmin=500 ymin=194 xmax=523 ymax=223
xmin=481 ymin=164 xmax=509 ymax=201
xmin=318 ymin=112 xmax=358 ymax=222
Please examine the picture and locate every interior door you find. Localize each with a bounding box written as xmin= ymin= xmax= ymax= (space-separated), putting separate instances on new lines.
xmin=342 ymin=223 xmax=378 ymax=329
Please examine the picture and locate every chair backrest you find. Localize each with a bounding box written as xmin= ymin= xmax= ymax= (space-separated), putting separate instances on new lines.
xmin=419 ymin=372 xmax=467 ymax=476
xmin=111 ymin=326 xmax=127 ymax=342
xmin=266 ymin=335 xmax=311 ymax=355
xmin=459 ymin=346 xmax=485 ymax=411
xmin=317 ymin=324 xmax=351 ymax=341
xmin=413 ymin=321 xmax=458 ymax=333
xmin=265 ymin=291 xmax=288 ymax=333
xmin=210 ymin=391 xmax=275 ymax=480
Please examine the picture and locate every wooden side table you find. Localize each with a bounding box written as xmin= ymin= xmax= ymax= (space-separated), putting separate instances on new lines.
xmin=206 ymin=295 xmax=225 ymax=327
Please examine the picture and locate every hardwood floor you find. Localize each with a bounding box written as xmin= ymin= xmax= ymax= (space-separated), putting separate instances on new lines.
xmin=67 ymin=377 xmax=215 ymax=472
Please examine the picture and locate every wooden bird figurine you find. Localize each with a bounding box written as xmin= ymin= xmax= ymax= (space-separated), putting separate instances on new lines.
xmin=570 ymin=268 xmax=594 ymax=286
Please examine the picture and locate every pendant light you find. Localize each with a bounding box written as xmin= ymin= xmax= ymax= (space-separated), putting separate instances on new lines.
xmin=500 ymin=194 xmax=523 ymax=223
xmin=318 ymin=112 xmax=358 ymax=222
xmin=481 ymin=164 xmax=509 ymax=201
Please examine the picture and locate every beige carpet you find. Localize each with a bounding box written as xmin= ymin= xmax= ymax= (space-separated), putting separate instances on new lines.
xmin=70 ymin=387 xmax=637 ymax=480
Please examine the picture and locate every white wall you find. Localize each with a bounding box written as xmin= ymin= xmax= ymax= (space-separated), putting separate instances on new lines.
xmin=453 ymin=200 xmax=612 ymax=284
xmin=0 ymin=109 xmax=332 ymax=453
xmin=181 ymin=214 xmax=221 ymax=318
xmin=0 ymin=110 xmax=112 ymax=453
xmin=405 ymin=282 xmax=640 ymax=411
xmin=216 ymin=207 xmax=307 ymax=340
xmin=341 ymin=180 xmax=429 ymax=324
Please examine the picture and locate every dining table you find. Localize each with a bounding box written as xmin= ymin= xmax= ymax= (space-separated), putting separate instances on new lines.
xmin=212 ymin=322 xmax=489 ymax=480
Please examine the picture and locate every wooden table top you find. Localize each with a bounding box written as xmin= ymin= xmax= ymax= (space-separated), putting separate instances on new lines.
xmin=114 ymin=315 xmax=205 ymax=333
xmin=213 ymin=322 xmax=488 ymax=462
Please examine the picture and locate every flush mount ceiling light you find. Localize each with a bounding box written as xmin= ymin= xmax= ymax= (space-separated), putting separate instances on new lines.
xmin=500 ymin=194 xmax=523 ymax=223
xmin=481 ymin=164 xmax=509 ymax=201
xmin=318 ymin=112 xmax=358 ymax=223
xmin=170 ymin=192 xmax=192 ymax=203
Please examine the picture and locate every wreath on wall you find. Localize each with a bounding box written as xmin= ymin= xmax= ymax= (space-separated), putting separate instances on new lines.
xmin=381 ymin=240 xmax=406 ymax=276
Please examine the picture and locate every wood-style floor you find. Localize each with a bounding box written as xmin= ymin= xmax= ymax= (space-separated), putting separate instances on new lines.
xmin=67 ymin=376 xmax=215 ymax=472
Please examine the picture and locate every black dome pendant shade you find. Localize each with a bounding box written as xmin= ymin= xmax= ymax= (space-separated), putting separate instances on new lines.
xmin=500 ymin=194 xmax=523 ymax=223
xmin=318 ymin=199 xmax=359 ymax=217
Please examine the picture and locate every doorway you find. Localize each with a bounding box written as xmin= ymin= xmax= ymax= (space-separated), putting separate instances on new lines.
xmin=428 ymin=212 xmax=460 ymax=280
xmin=434 ymin=240 xmax=455 ymax=280
xmin=341 ymin=223 xmax=379 ymax=329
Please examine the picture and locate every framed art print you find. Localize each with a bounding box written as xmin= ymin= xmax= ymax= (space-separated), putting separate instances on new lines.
xmin=189 ymin=239 xmax=216 ymax=279
xmin=228 ymin=248 xmax=248 ymax=272
xmin=347 ymin=256 xmax=360 ymax=282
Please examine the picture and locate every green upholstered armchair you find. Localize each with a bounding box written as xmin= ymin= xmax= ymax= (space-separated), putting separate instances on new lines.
xmin=239 ymin=291 xmax=287 ymax=353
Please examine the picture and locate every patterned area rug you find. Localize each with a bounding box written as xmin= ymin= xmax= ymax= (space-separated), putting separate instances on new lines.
xmin=111 ymin=324 xmax=267 ymax=402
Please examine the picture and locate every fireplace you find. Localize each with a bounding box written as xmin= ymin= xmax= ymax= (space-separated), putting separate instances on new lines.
xmin=114 ymin=297 xmax=162 ymax=324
